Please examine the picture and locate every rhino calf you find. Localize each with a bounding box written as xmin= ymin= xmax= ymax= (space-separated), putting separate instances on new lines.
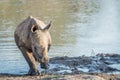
xmin=14 ymin=16 xmax=51 ymax=75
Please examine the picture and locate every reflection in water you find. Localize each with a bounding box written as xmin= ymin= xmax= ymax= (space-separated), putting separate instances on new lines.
xmin=0 ymin=0 xmax=119 ymax=74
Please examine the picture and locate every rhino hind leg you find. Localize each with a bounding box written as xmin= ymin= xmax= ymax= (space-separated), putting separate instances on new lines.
xmin=19 ymin=47 xmax=40 ymax=75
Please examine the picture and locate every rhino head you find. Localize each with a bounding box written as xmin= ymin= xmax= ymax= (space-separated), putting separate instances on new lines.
xmin=29 ymin=16 xmax=51 ymax=69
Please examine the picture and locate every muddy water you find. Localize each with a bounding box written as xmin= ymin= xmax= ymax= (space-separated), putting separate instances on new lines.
xmin=0 ymin=0 xmax=120 ymax=74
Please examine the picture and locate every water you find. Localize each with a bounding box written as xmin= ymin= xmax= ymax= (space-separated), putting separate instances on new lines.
xmin=0 ymin=0 xmax=120 ymax=74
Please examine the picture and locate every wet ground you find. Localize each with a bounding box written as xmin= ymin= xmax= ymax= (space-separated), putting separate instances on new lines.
xmin=42 ymin=53 xmax=120 ymax=75
xmin=0 ymin=74 xmax=120 ymax=80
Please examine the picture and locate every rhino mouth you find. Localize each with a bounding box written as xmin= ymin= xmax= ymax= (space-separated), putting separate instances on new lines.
xmin=33 ymin=54 xmax=49 ymax=69
xmin=41 ymin=62 xmax=50 ymax=69
xmin=33 ymin=47 xmax=50 ymax=69
xmin=33 ymin=46 xmax=43 ymax=62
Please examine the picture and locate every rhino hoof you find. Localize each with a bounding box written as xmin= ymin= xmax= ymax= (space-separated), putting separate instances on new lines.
xmin=28 ymin=70 xmax=40 ymax=76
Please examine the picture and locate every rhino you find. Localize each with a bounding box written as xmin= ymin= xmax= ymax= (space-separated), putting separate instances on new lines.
xmin=14 ymin=16 xmax=51 ymax=75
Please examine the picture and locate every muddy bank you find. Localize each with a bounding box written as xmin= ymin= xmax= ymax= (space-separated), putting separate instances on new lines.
xmin=44 ymin=53 xmax=120 ymax=74
xmin=0 ymin=73 xmax=120 ymax=80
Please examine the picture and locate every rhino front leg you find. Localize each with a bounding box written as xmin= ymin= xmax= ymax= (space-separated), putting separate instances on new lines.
xmin=19 ymin=47 xmax=40 ymax=75
xmin=28 ymin=60 xmax=39 ymax=75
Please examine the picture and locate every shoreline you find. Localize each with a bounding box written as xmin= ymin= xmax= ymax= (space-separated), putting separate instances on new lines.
xmin=0 ymin=73 xmax=120 ymax=80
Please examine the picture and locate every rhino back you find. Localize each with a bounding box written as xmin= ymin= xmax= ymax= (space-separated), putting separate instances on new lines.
xmin=15 ymin=17 xmax=31 ymax=44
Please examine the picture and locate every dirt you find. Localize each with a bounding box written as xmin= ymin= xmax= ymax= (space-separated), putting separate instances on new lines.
xmin=0 ymin=73 xmax=120 ymax=80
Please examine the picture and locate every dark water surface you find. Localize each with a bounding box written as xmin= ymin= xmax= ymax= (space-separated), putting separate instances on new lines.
xmin=0 ymin=0 xmax=120 ymax=74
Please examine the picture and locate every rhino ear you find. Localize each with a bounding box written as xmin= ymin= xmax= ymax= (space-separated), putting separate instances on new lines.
xmin=43 ymin=21 xmax=51 ymax=31
xmin=31 ymin=25 xmax=38 ymax=32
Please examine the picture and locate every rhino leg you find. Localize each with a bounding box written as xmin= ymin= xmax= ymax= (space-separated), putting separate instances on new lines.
xmin=19 ymin=47 xmax=40 ymax=75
